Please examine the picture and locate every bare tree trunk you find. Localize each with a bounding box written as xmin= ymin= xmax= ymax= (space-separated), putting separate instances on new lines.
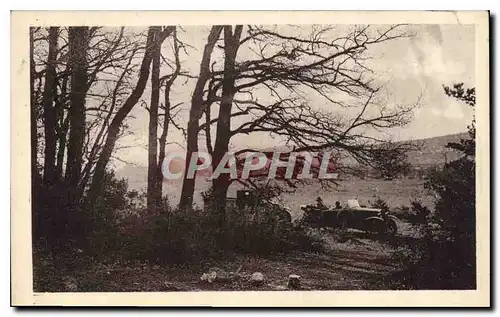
xmin=157 ymin=84 xmax=171 ymax=207
xmin=157 ymin=97 xmax=169 ymax=204
xmin=179 ymin=26 xmax=223 ymax=210
xmin=59 ymin=27 xmax=89 ymax=250
xmin=211 ymin=26 xmax=243 ymax=226
xmin=147 ymin=26 xmax=162 ymax=214
xmin=42 ymin=27 xmax=59 ymax=186
xmin=180 ymin=119 xmax=200 ymax=210
xmin=89 ymin=26 xmax=174 ymax=205
xmin=55 ymin=74 xmax=69 ymax=182
xmin=204 ymin=106 xmax=213 ymax=155
xmin=156 ymin=28 xmax=181 ymax=211
xmin=66 ymin=27 xmax=89 ymax=190
xmin=55 ymin=115 xmax=69 ymax=181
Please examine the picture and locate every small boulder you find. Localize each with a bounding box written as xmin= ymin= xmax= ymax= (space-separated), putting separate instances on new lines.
xmin=214 ymin=270 xmax=231 ymax=282
xmin=201 ymin=267 xmax=230 ymax=283
xmin=288 ymin=274 xmax=301 ymax=290
xmin=201 ymin=271 xmax=217 ymax=283
xmin=249 ymin=272 xmax=265 ymax=286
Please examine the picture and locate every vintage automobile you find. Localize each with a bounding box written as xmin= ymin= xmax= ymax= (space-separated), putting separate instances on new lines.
xmin=299 ymin=199 xmax=398 ymax=236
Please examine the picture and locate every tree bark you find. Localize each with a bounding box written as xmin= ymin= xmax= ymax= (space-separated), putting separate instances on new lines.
xmin=55 ymin=114 xmax=69 ymax=181
xmin=179 ymin=26 xmax=223 ymax=210
xmin=54 ymin=71 xmax=69 ymax=182
xmin=41 ymin=27 xmax=59 ymax=186
xmin=210 ymin=26 xmax=243 ymax=225
xmin=89 ymin=26 xmax=174 ymax=205
xmin=66 ymin=27 xmax=89 ymax=190
xmin=157 ymin=86 xmax=170 ymax=207
xmin=204 ymin=106 xmax=213 ymax=155
xmin=147 ymin=26 xmax=162 ymax=214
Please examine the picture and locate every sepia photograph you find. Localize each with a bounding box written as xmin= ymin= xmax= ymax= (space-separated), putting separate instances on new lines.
xmin=11 ymin=11 xmax=490 ymax=307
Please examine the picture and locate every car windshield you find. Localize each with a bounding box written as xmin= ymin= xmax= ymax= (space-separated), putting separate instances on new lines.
xmin=347 ymin=199 xmax=361 ymax=208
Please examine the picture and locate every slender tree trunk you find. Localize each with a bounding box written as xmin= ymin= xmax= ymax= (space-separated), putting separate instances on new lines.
xmin=147 ymin=26 xmax=162 ymax=214
xmin=55 ymin=115 xmax=70 ymax=181
xmin=61 ymin=27 xmax=89 ymax=249
xmin=204 ymin=106 xmax=213 ymax=155
xmin=157 ymin=85 xmax=171 ymax=207
xmin=211 ymin=26 xmax=243 ymax=226
xmin=156 ymin=27 xmax=180 ymax=211
xmin=65 ymin=27 xmax=89 ymax=190
xmin=89 ymin=26 xmax=174 ymax=205
xmin=55 ymin=74 xmax=69 ymax=182
xmin=180 ymin=120 xmax=200 ymax=210
xmin=179 ymin=26 xmax=223 ymax=210
xmin=42 ymin=27 xmax=59 ymax=187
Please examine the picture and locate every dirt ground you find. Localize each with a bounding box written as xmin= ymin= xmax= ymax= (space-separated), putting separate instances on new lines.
xmin=34 ymin=219 xmax=419 ymax=292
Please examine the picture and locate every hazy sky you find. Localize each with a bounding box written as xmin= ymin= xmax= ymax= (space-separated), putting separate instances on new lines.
xmin=111 ymin=24 xmax=475 ymax=169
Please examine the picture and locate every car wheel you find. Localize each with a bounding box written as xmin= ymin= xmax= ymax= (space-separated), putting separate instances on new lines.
xmin=386 ymin=219 xmax=397 ymax=236
xmin=276 ymin=209 xmax=292 ymax=223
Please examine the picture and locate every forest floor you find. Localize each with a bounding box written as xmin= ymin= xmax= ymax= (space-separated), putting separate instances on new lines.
xmin=33 ymin=220 xmax=420 ymax=292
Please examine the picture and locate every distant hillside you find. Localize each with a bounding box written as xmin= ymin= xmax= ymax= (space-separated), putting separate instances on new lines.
xmin=404 ymin=132 xmax=468 ymax=166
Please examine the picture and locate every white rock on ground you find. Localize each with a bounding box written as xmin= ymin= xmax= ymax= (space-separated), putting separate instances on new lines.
xmin=201 ymin=267 xmax=231 ymax=283
xmin=288 ymin=274 xmax=301 ymax=289
xmin=200 ymin=273 xmax=210 ymax=282
xmin=249 ymin=272 xmax=265 ymax=285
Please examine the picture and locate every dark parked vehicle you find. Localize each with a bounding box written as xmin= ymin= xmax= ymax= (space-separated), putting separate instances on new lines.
xmin=299 ymin=199 xmax=398 ymax=236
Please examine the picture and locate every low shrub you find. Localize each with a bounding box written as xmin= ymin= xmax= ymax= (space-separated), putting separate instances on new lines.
xmin=117 ymin=204 xmax=324 ymax=263
xmin=409 ymin=200 xmax=431 ymax=224
xmin=226 ymin=218 xmax=324 ymax=254
xmin=117 ymin=210 xmax=220 ymax=264
xmin=390 ymin=223 xmax=475 ymax=290
xmin=370 ymin=196 xmax=390 ymax=212
xmin=392 ymin=200 xmax=431 ymax=225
